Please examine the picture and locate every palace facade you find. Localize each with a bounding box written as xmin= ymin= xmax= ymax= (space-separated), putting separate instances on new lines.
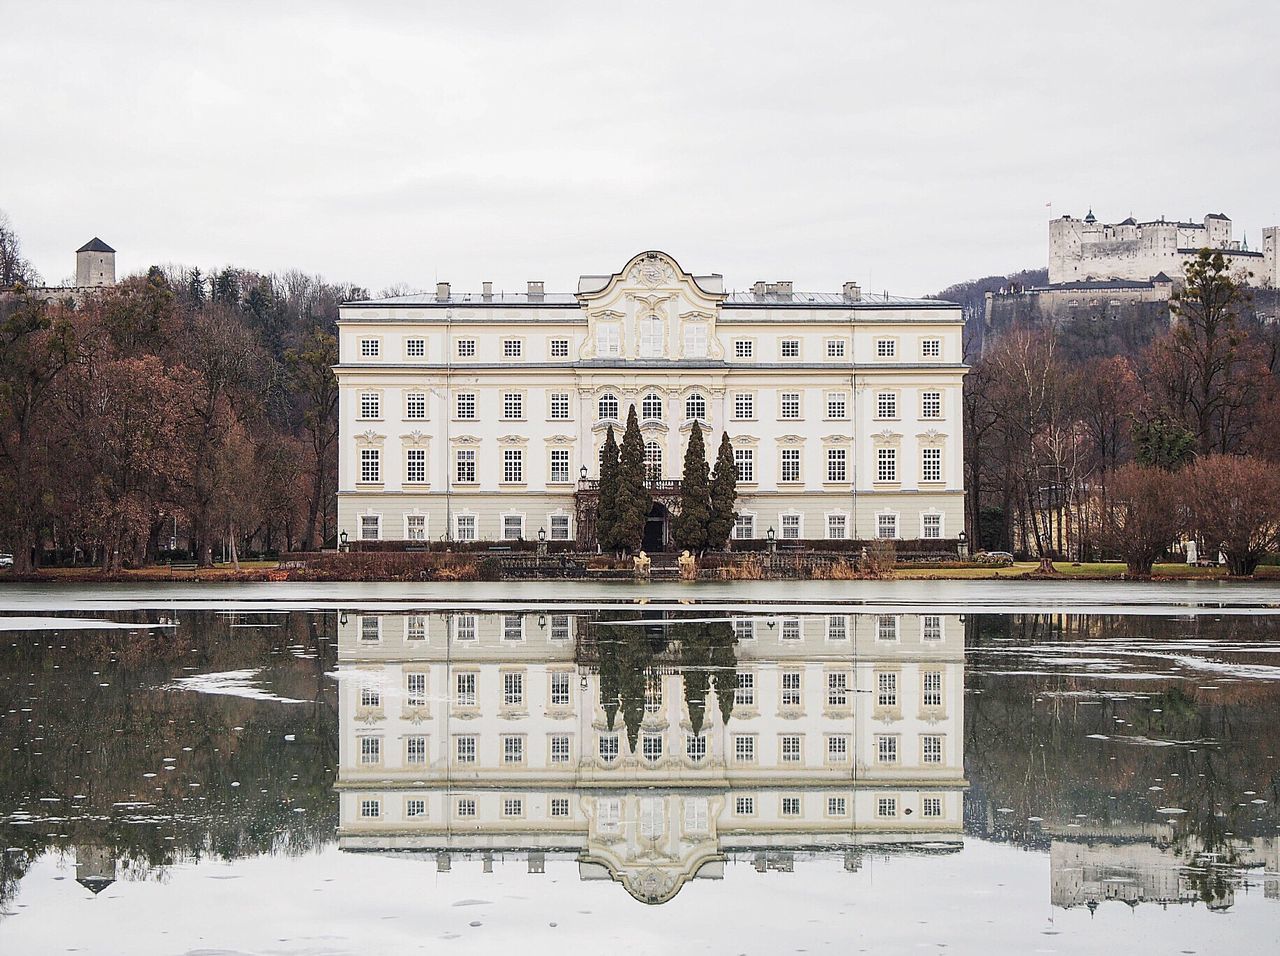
xmin=335 ymin=251 xmax=966 ymax=548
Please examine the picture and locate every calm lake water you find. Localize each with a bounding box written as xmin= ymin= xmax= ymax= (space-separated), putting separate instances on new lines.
xmin=1 ymin=582 xmax=1278 ymax=954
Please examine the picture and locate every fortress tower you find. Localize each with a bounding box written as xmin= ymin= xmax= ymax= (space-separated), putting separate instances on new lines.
xmin=75 ymin=237 xmax=116 ymax=287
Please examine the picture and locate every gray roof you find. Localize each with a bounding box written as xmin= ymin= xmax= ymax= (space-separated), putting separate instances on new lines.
xmin=1205 ymin=212 xmax=1231 ymax=221
xmin=347 ymin=290 xmax=951 ymax=309
xmin=76 ymin=237 xmax=115 ymax=254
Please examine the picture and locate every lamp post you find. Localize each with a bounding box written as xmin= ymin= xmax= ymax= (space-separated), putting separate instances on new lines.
xmin=339 ymin=530 xmax=348 ymax=553
xmin=537 ymin=526 xmax=548 ymax=557
xmin=766 ymin=525 xmax=777 ymax=556
xmin=580 ymin=464 xmax=588 ymax=481
xmin=958 ymin=530 xmax=968 ymax=560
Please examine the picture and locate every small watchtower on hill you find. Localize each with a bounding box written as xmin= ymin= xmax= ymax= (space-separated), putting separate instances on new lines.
xmin=75 ymin=237 xmax=116 ymax=287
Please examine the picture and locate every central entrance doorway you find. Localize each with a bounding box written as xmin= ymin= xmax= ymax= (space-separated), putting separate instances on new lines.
xmin=643 ymin=502 xmax=669 ymax=552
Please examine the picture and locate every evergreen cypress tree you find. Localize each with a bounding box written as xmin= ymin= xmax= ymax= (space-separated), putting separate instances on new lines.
xmin=673 ymin=421 xmax=711 ymax=553
xmin=613 ymin=405 xmax=650 ymax=553
xmin=707 ymin=432 xmax=739 ymax=549
xmin=595 ymin=425 xmax=620 ymax=551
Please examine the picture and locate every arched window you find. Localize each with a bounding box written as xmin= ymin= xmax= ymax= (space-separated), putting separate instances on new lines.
xmin=639 ymin=316 xmax=663 ymax=358
xmin=644 ymin=441 xmax=663 ymax=481
xmin=598 ymin=392 xmax=619 ymax=421
xmin=685 ymin=392 xmax=707 ymax=421
xmin=641 ymin=392 xmax=664 ymax=421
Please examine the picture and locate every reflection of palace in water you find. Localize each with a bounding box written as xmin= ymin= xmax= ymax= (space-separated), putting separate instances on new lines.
xmin=336 ymin=607 xmax=966 ymax=903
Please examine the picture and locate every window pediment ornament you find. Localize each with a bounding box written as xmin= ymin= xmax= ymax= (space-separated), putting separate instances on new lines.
xmin=822 ymin=434 xmax=853 ymax=444
xmin=777 ymin=434 xmax=806 ymax=445
xmin=401 ymin=430 xmax=431 ymax=445
xmin=592 ymin=309 xmax=626 ymax=320
xmin=917 ymin=428 xmax=946 ymax=443
xmin=640 ymin=422 xmax=670 ymax=435
xmin=354 ymin=429 xmax=385 ymax=446
xmin=498 ymin=434 xmax=530 ymax=445
xmin=731 ymin=434 xmax=759 ymax=446
xmin=873 ymin=428 xmax=902 ymax=442
xmin=452 ymin=434 xmax=482 ymax=445
xmin=545 ymin=434 xmax=576 ymax=445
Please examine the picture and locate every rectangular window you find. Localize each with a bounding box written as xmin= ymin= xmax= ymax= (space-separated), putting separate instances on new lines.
xmin=360 ymin=616 xmax=380 ymax=642
xmin=360 ymin=514 xmax=380 ymax=541
xmin=781 ymin=672 xmax=802 ymax=707
xmin=734 ymin=340 xmax=753 ymax=358
xmin=502 ymin=514 xmax=523 ymax=540
xmin=502 ymin=614 xmax=524 ymax=641
xmin=406 ymin=449 xmax=427 ymax=484
xmin=827 ymin=735 xmax=849 ymax=762
xmin=781 ymin=796 xmax=801 ymax=816
xmin=733 ymin=513 xmax=755 ymax=539
xmin=360 ymin=448 xmax=380 ymax=483
xmin=360 ymin=798 xmax=380 ymax=818
xmin=457 ymin=798 xmax=476 ymax=817
xmin=922 ymin=447 xmax=942 ymax=482
xmin=733 ymin=448 xmax=754 ymax=483
xmin=359 ymin=736 xmax=380 ymax=765
xmin=877 ymin=615 xmax=898 ymax=641
xmin=502 ymin=735 xmax=524 ymax=764
xmin=826 ymin=392 xmax=847 ymax=418
xmin=781 ymin=735 xmax=802 ymax=763
xmin=360 ymin=392 xmax=380 ymax=419
xmin=733 ymin=617 xmax=755 ymax=642
xmin=923 ymin=796 xmax=942 ymax=818
xmin=826 ymin=448 xmax=847 ymax=483
xmin=826 ymin=339 xmax=846 ymax=358
xmin=503 ymin=339 xmax=522 ymax=358
xmin=734 ymin=672 xmax=755 ymax=707
xmin=597 ymin=325 xmax=620 ymax=356
xmin=781 ymin=514 xmax=800 ymax=539
xmin=683 ymin=323 xmax=708 ymax=357
xmin=923 ymin=514 xmax=942 ymax=539
xmin=686 ymin=734 xmax=707 ymax=761
xmin=360 ymin=338 xmax=379 ymax=358
xmin=550 ymin=614 xmax=571 ymax=640
xmin=360 ymin=685 xmax=380 ymax=707
xmin=550 ymin=448 xmax=571 ymax=483
xmin=599 ymin=734 xmax=619 ymax=762
xmin=877 ymin=796 xmax=897 ymax=818
xmin=456 ymin=672 xmax=476 ymax=706
xmin=922 ymin=338 xmax=942 ymax=358
xmin=503 ymin=672 xmax=524 ymax=707
xmin=502 ymin=393 xmax=523 ymax=419
xmin=405 ymin=338 xmax=426 ymax=358
xmin=876 ymin=448 xmax=897 ymax=483
xmin=781 ymin=338 xmax=800 ymax=358
xmin=407 ymin=736 xmax=427 ymax=765
xmin=405 ymin=392 xmax=427 ymax=419
xmin=922 ymin=734 xmax=943 ymax=764
xmin=781 ymin=617 xmax=801 ymax=641
xmin=550 ymin=338 xmax=570 ymax=358
xmin=550 ymin=515 xmax=571 ymax=541
xmin=876 ymin=392 xmax=897 ymax=419
xmin=457 ymin=339 xmax=476 ymax=358
xmin=734 ymin=734 xmax=756 ymax=763
xmin=684 ymin=798 xmax=709 ymax=833
xmin=551 ymin=797 xmax=570 ymax=817
xmin=550 ymin=672 xmax=571 ymax=706
xmin=455 ymin=514 xmax=477 ymax=542
xmin=827 ymin=671 xmax=848 ymax=706
xmin=877 ymin=513 xmax=898 ymax=539
xmin=456 ymin=392 xmax=476 ymax=419
xmin=826 ymin=513 xmax=847 ymax=539
xmin=735 ymin=795 xmax=755 ymax=815
xmin=455 ymin=449 xmax=476 ymax=483
xmin=502 ymin=798 xmax=523 ymax=817
xmin=455 ymin=736 xmax=476 ymax=763
xmin=503 ymin=449 xmax=523 ymax=484
xmin=406 ymin=672 xmax=427 ymax=706
xmin=876 ymin=735 xmax=898 ymax=764
xmin=923 ymin=671 xmax=943 ymax=708
xmin=406 ymin=797 xmax=426 ymax=817
xmin=877 ymin=672 xmax=898 ymax=707
xmin=827 ymin=796 xmax=847 ymax=816
xmin=733 ymin=393 xmax=754 ymax=419
xmin=642 ymin=735 xmax=662 ymax=762
xmin=406 ymin=613 xmax=426 ymax=639
xmin=549 ymin=392 xmax=570 ymax=419
xmin=780 ymin=447 xmax=801 ymax=482
xmin=922 ymin=391 xmax=942 ymax=419
xmin=922 ymin=615 xmax=943 ymax=641
xmin=780 ymin=392 xmax=801 ymax=419
xmin=876 ymin=339 xmax=896 ymax=358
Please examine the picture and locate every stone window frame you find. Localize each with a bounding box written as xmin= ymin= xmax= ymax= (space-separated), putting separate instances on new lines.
xmin=778 ymin=389 xmax=804 ymax=421
xmin=403 ymin=510 xmax=429 ymax=540
xmin=404 ymin=336 xmax=428 ymax=361
xmin=358 ymin=388 xmax=384 ymax=421
xmin=358 ymin=336 xmax=382 ymax=360
xmin=824 ymin=509 xmax=850 ymax=539
xmin=404 ymin=390 xmax=429 ymax=421
xmin=501 ymin=337 xmax=525 ymax=360
xmin=547 ymin=447 xmax=573 ymax=486
xmin=547 ymin=390 xmax=573 ymax=421
xmin=825 ymin=390 xmax=850 ymax=420
xmin=500 ymin=389 xmax=527 ymax=422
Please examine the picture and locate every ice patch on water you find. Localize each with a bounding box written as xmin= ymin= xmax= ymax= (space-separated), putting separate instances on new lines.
xmin=0 ymin=616 xmax=177 ymax=631
xmin=166 ymin=669 xmax=307 ymax=704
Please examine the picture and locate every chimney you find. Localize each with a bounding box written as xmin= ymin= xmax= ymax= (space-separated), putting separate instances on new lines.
xmin=842 ymin=281 xmax=861 ymax=302
xmin=765 ymin=282 xmax=779 ymax=296
xmin=435 ymin=281 xmax=450 ymax=302
xmin=776 ymin=280 xmax=793 ymax=297
xmin=527 ymin=280 xmax=544 ymax=302
xmin=752 ymin=280 xmax=767 ymax=297
xmin=482 ymin=281 xmax=493 ymax=301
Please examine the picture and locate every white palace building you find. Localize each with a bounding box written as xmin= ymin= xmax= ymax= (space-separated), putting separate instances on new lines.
xmin=335 ymin=251 xmax=966 ymax=548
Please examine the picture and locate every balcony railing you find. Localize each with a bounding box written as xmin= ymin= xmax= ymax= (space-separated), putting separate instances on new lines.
xmin=577 ymin=478 xmax=681 ymax=493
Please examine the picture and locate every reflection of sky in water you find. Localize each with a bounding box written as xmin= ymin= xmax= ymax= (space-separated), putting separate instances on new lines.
xmin=0 ymin=584 xmax=1278 ymax=953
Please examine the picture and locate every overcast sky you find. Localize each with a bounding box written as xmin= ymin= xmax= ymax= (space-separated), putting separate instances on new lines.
xmin=3 ymin=0 xmax=1278 ymax=297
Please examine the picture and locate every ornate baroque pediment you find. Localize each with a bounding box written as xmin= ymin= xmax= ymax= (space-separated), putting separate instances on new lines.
xmin=354 ymin=429 xmax=385 ymax=446
xmin=401 ymin=430 xmax=431 ymax=445
xmin=451 ymin=434 xmax=482 ymax=445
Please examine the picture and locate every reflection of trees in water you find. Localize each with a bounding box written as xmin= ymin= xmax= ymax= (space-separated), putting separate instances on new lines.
xmin=587 ymin=613 xmax=737 ymax=746
xmin=0 ymin=610 xmax=338 ymax=916
xmin=964 ymin=613 xmax=1280 ymax=854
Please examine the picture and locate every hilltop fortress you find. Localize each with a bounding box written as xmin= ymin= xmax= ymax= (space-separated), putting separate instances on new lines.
xmin=1049 ymin=211 xmax=1278 ymax=287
